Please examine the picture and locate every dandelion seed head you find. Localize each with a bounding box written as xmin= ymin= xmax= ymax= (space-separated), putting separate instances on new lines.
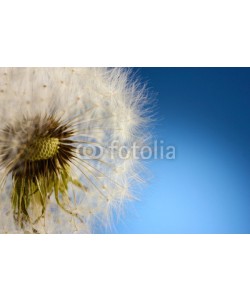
xmin=0 ymin=67 xmax=150 ymax=233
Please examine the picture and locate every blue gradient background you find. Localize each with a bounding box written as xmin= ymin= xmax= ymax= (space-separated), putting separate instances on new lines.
xmin=109 ymin=68 xmax=250 ymax=233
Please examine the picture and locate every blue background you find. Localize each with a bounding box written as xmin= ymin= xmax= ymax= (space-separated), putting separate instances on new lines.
xmin=109 ymin=68 xmax=250 ymax=233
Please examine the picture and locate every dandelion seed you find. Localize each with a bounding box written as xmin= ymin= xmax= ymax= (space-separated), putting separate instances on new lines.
xmin=0 ymin=68 xmax=149 ymax=233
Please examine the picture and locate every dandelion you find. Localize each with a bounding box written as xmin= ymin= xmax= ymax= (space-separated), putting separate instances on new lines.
xmin=0 ymin=68 xmax=149 ymax=233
